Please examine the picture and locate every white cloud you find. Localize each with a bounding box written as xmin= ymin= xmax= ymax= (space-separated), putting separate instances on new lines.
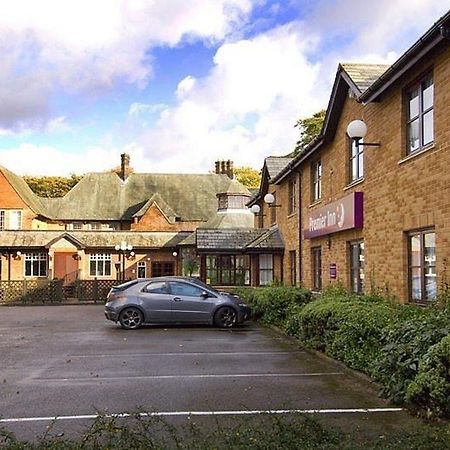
xmin=0 ymin=0 xmax=254 ymax=131
xmin=128 ymin=103 xmax=168 ymax=117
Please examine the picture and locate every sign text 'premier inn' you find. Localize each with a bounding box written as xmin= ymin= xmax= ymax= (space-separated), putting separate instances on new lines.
xmin=304 ymin=192 xmax=363 ymax=239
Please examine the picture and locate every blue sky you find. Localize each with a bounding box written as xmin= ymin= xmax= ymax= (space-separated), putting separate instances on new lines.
xmin=0 ymin=0 xmax=447 ymax=175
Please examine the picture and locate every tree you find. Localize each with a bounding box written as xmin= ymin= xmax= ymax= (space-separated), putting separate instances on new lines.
xmin=234 ymin=166 xmax=261 ymax=189
xmin=24 ymin=174 xmax=83 ymax=198
xmin=293 ymin=109 xmax=326 ymax=155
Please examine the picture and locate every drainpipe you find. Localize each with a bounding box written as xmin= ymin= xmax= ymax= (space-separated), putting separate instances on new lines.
xmin=298 ymin=172 xmax=302 ymax=285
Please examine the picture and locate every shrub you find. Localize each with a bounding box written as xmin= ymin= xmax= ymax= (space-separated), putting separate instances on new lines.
xmin=406 ymin=334 xmax=450 ymax=418
xmin=234 ymin=286 xmax=311 ymax=327
xmin=374 ymin=308 xmax=450 ymax=404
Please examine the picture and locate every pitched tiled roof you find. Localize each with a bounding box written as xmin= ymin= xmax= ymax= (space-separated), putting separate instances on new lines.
xmin=0 ymin=230 xmax=191 ymax=249
xmin=341 ymin=63 xmax=389 ymax=93
xmin=42 ymin=172 xmax=241 ymax=222
xmin=265 ymin=157 xmax=293 ymax=180
xmin=200 ymin=211 xmax=254 ymax=229
xmin=196 ymin=227 xmax=284 ymax=251
xmin=0 ymin=167 xmax=50 ymax=218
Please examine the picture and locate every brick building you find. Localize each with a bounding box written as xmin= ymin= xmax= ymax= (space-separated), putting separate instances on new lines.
xmin=0 ymin=157 xmax=284 ymax=288
xmin=252 ymin=10 xmax=450 ymax=303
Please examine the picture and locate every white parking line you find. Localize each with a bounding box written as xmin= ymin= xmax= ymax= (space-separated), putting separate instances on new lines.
xmin=0 ymin=408 xmax=405 ymax=424
xmin=36 ymin=372 xmax=344 ymax=382
xmin=68 ymin=351 xmax=306 ymax=358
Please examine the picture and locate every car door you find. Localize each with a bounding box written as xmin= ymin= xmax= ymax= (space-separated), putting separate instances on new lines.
xmin=168 ymin=281 xmax=216 ymax=323
xmin=138 ymin=281 xmax=172 ymax=322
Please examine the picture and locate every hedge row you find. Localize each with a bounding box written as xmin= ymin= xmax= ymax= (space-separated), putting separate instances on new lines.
xmin=235 ymin=285 xmax=450 ymax=418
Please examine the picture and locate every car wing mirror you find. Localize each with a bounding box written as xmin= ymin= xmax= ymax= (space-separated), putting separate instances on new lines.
xmin=201 ymin=291 xmax=209 ymax=299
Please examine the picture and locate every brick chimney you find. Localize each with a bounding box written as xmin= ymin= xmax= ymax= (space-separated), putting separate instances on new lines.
xmin=120 ymin=153 xmax=130 ymax=181
xmin=214 ymin=159 xmax=234 ymax=179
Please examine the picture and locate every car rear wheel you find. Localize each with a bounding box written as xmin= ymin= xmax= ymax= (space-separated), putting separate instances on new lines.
xmin=119 ymin=307 xmax=144 ymax=330
xmin=214 ymin=306 xmax=237 ymax=328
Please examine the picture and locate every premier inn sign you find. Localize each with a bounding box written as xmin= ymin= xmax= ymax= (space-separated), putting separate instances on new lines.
xmin=304 ymin=192 xmax=363 ymax=239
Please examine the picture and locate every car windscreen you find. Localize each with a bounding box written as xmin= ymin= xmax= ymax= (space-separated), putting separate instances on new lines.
xmin=112 ymin=280 xmax=139 ymax=291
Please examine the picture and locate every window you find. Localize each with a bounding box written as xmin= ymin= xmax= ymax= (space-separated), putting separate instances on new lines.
xmin=89 ymin=253 xmax=112 ymax=277
xmin=270 ymin=192 xmax=277 ymax=224
xmin=349 ymin=241 xmax=364 ymax=294
xmin=9 ymin=210 xmax=22 ymax=230
xmin=288 ymin=178 xmax=297 ymax=215
xmin=72 ymin=222 xmax=82 ymax=230
xmin=312 ymin=247 xmax=322 ymax=291
xmin=349 ymin=138 xmax=364 ymax=182
xmin=25 ymin=253 xmax=47 ymax=277
xmin=137 ymin=261 xmax=146 ymax=279
xmin=409 ymin=230 xmax=436 ymax=302
xmin=90 ymin=223 xmax=102 ymax=230
xmin=312 ymin=161 xmax=322 ymax=202
xmin=151 ymin=262 xmax=174 ymax=277
xmin=406 ymin=74 xmax=433 ymax=154
xmin=169 ymin=281 xmax=204 ymax=297
xmin=206 ymin=255 xmax=250 ymax=286
xmin=259 ymin=254 xmax=273 ymax=286
xmin=143 ymin=281 xmax=168 ymax=294
xmin=289 ymin=250 xmax=296 ymax=286
xmin=0 ymin=211 xmax=4 ymax=231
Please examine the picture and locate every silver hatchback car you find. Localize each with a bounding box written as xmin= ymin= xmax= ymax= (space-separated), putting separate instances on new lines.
xmin=104 ymin=276 xmax=251 ymax=330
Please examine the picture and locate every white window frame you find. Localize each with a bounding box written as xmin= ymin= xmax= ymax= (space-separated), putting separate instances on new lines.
xmin=24 ymin=253 xmax=48 ymax=278
xmin=9 ymin=210 xmax=22 ymax=230
xmin=259 ymin=254 xmax=273 ymax=286
xmin=0 ymin=210 xmax=4 ymax=231
xmin=137 ymin=261 xmax=146 ymax=279
xmin=89 ymin=253 xmax=112 ymax=277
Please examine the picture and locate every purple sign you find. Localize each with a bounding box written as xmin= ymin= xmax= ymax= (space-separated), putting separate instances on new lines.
xmin=330 ymin=263 xmax=337 ymax=279
xmin=304 ymin=192 xmax=363 ymax=239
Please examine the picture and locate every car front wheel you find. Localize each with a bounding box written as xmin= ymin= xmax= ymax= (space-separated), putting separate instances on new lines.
xmin=119 ymin=307 xmax=144 ymax=330
xmin=214 ymin=306 xmax=237 ymax=328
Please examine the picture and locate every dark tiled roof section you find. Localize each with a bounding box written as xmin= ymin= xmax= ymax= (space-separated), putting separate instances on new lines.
xmin=196 ymin=228 xmax=265 ymax=250
xmin=200 ymin=210 xmax=255 ymax=229
xmin=0 ymin=166 xmax=49 ymax=218
xmin=246 ymin=227 xmax=284 ymax=249
xmin=341 ymin=64 xmax=390 ymax=93
xmin=0 ymin=230 xmax=191 ymax=249
xmin=265 ymin=157 xmax=293 ymax=180
xmin=196 ymin=228 xmax=284 ymax=251
xmin=220 ymin=178 xmax=251 ymax=196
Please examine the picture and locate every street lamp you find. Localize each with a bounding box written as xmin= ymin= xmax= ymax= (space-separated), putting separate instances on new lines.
xmin=264 ymin=193 xmax=281 ymax=208
xmin=250 ymin=204 xmax=266 ymax=217
xmin=114 ymin=241 xmax=133 ymax=281
xmin=346 ymin=120 xmax=380 ymax=147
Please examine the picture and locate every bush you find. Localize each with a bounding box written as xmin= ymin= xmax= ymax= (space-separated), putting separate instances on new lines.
xmin=290 ymin=297 xmax=398 ymax=375
xmin=406 ymin=334 xmax=450 ymax=418
xmin=234 ymin=286 xmax=311 ymax=327
xmin=374 ymin=308 xmax=450 ymax=404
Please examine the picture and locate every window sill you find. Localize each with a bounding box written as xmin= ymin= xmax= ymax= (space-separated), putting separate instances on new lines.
xmin=398 ymin=143 xmax=436 ymax=165
xmin=287 ymin=212 xmax=297 ymax=219
xmin=344 ymin=177 xmax=365 ymax=191
xmin=309 ymin=199 xmax=322 ymax=208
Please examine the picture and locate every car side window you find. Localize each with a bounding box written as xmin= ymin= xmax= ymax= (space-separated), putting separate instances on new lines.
xmin=169 ymin=281 xmax=205 ymax=297
xmin=142 ymin=281 xmax=168 ymax=294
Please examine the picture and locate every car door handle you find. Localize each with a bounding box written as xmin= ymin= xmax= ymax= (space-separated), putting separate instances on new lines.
xmin=173 ymin=297 xmax=182 ymax=302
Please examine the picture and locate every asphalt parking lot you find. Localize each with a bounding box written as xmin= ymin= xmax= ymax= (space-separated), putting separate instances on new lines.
xmin=0 ymin=305 xmax=423 ymax=441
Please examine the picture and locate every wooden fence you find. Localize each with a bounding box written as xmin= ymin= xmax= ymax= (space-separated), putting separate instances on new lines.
xmin=0 ymin=279 xmax=121 ymax=304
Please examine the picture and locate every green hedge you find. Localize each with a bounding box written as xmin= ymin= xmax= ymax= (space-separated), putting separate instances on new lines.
xmin=235 ymin=285 xmax=450 ymax=418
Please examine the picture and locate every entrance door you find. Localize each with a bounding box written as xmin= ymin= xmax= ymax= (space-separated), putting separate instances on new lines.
xmin=54 ymin=253 xmax=79 ymax=284
xmin=151 ymin=262 xmax=174 ymax=277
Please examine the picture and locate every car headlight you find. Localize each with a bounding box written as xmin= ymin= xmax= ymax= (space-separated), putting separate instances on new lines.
xmin=238 ymin=302 xmax=248 ymax=307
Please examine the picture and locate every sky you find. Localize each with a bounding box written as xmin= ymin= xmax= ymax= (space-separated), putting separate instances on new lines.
xmin=0 ymin=0 xmax=447 ymax=176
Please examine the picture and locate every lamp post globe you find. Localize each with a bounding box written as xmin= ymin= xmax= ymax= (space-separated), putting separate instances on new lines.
xmin=250 ymin=204 xmax=260 ymax=214
xmin=264 ymin=193 xmax=275 ymax=205
xmin=347 ymin=120 xmax=368 ymax=139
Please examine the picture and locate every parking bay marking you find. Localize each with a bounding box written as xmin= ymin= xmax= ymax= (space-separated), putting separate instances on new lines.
xmin=35 ymin=372 xmax=344 ymax=382
xmin=0 ymin=408 xmax=405 ymax=424
xmin=68 ymin=351 xmax=306 ymax=358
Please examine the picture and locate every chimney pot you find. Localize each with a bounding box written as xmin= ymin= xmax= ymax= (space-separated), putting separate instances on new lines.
xmin=215 ymin=161 xmax=220 ymax=174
